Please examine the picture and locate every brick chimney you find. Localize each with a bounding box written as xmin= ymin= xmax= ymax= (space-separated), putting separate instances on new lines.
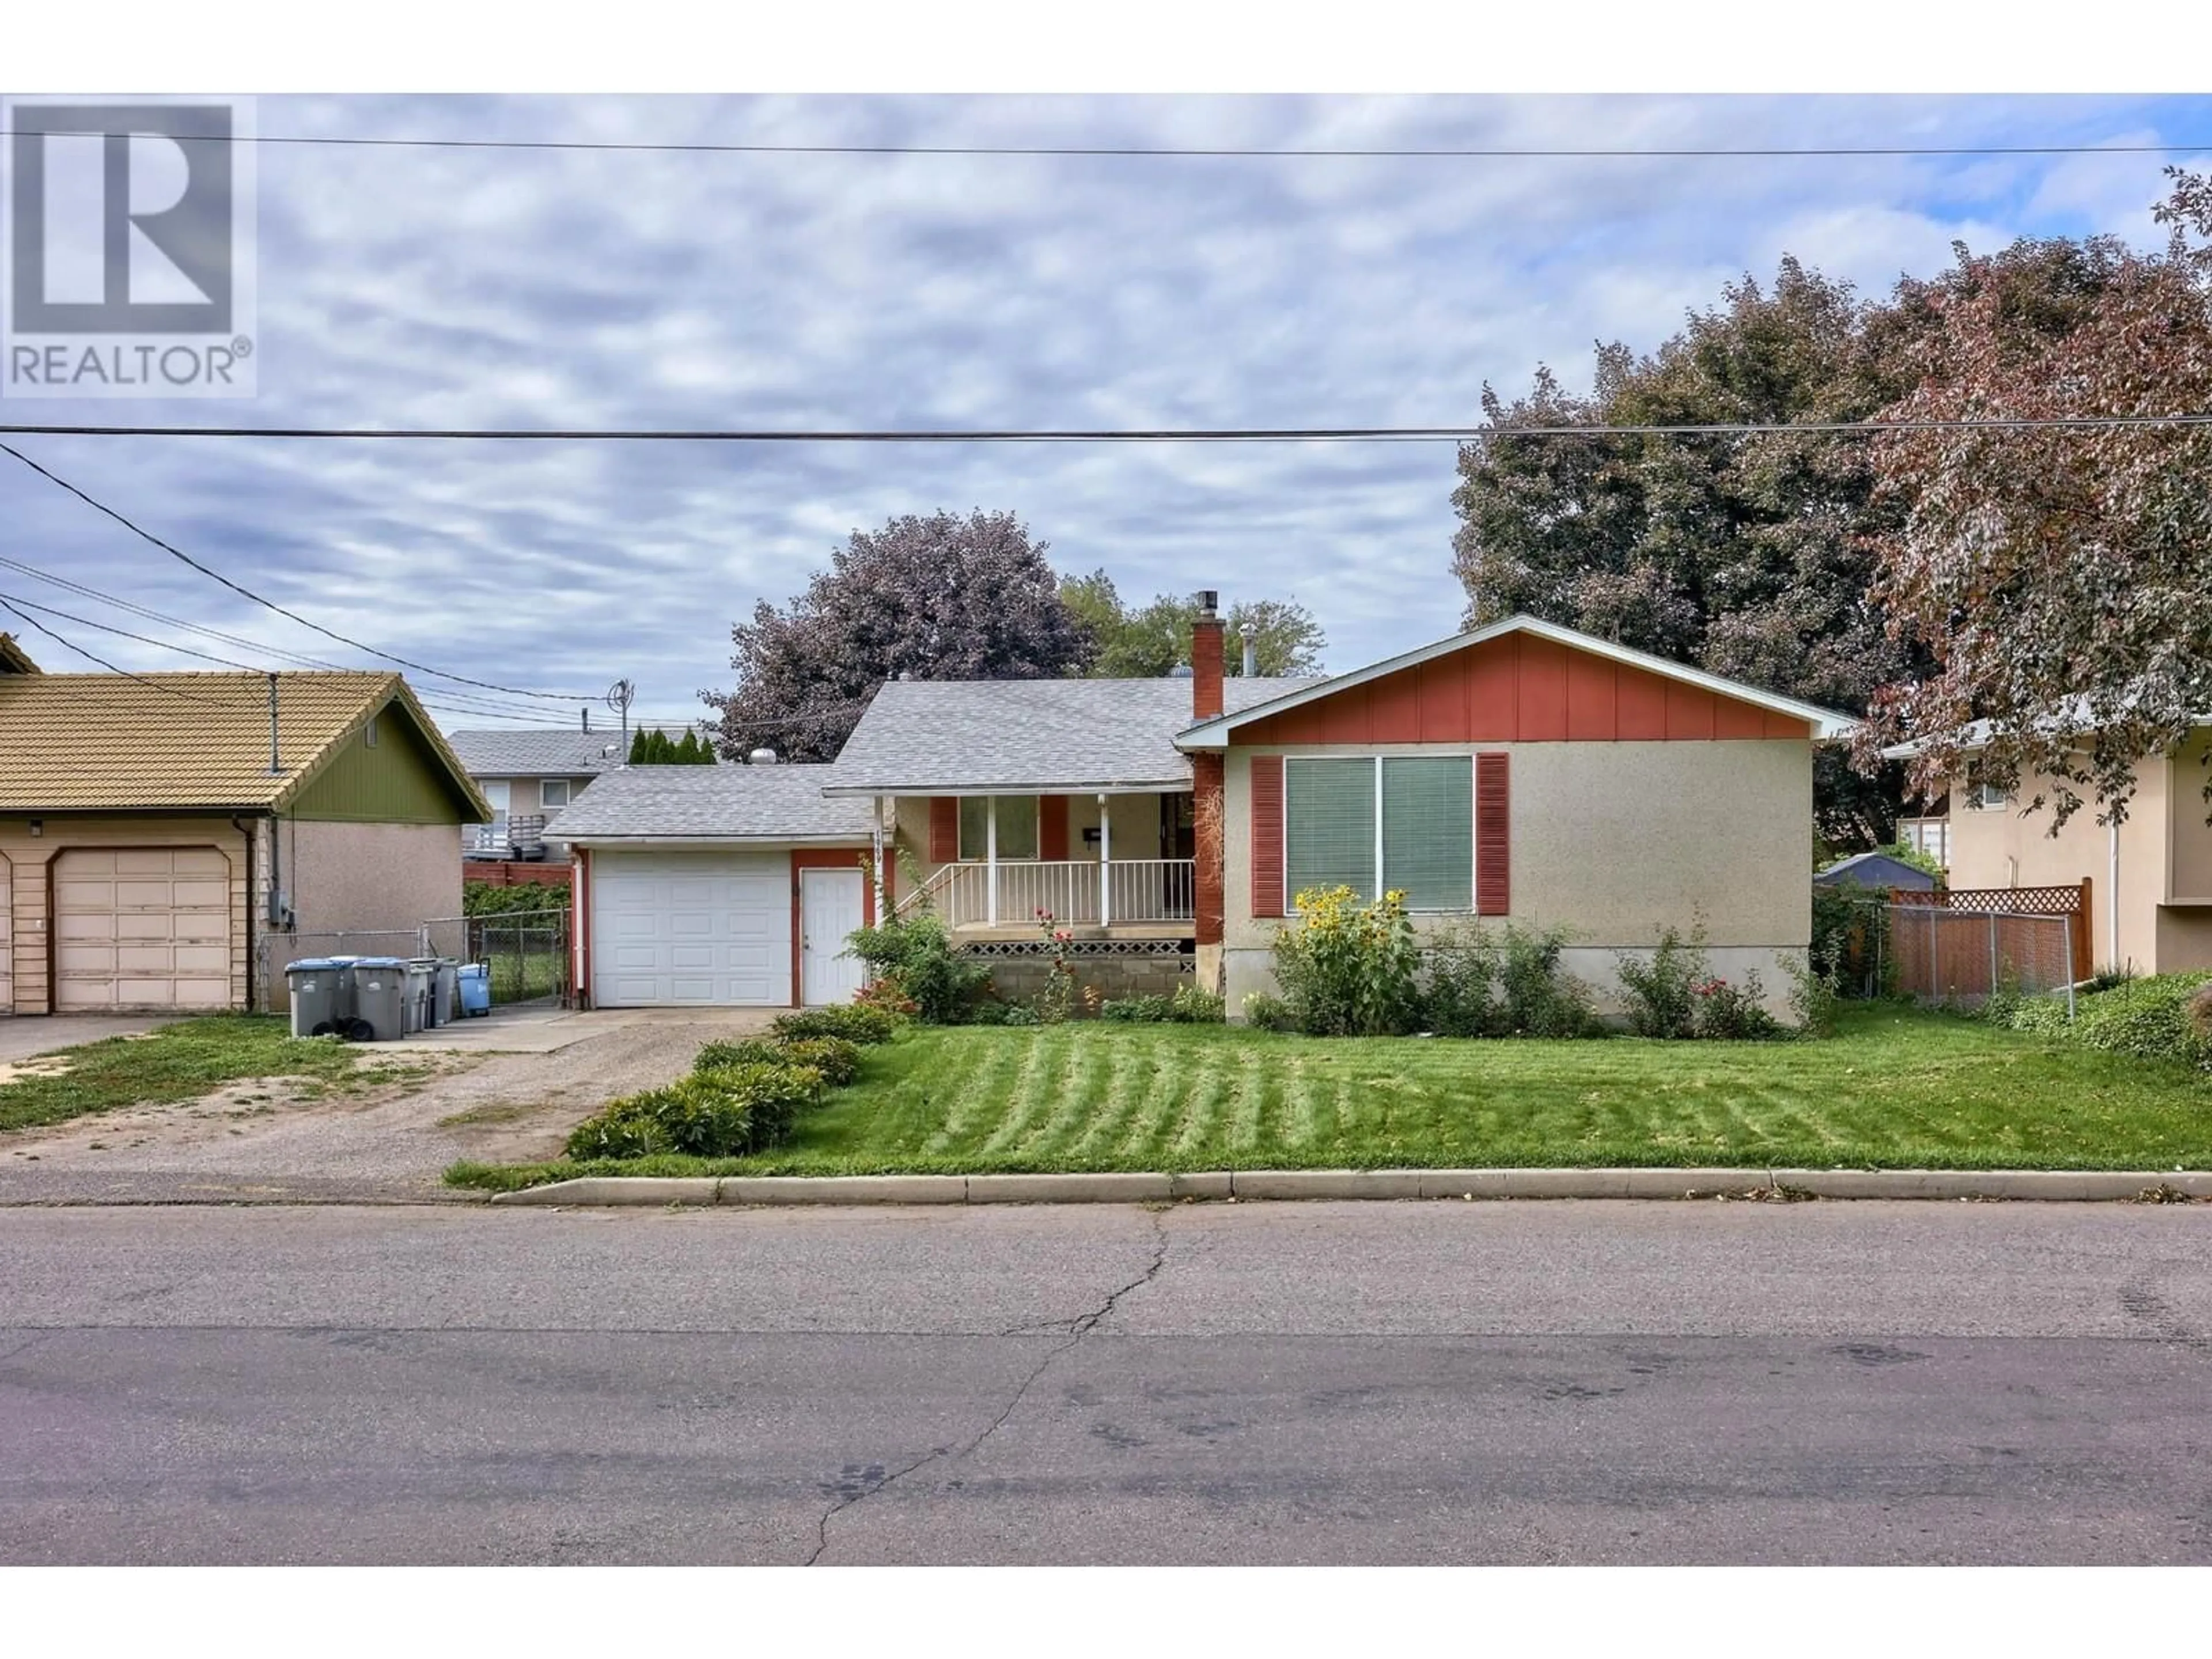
xmin=1191 ymin=589 xmax=1224 ymax=721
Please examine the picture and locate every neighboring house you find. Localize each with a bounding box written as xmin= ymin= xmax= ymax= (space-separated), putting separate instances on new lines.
xmin=441 ymin=728 xmax=632 ymax=859
xmin=552 ymin=764 xmax=877 ymax=1009
xmin=1884 ymin=725 xmax=2212 ymax=973
xmin=1815 ymin=851 xmax=1939 ymax=892
xmin=0 ymin=639 xmax=488 ymax=1014
xmin=560 ymin=603 xmax=1851 ymax=1017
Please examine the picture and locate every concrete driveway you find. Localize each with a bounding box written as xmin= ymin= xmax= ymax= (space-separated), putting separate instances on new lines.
xmin=0 ymin=1007 xmax=781 ymax=1206
xmin=0 ymin=1015 xmax=172 ymax=1067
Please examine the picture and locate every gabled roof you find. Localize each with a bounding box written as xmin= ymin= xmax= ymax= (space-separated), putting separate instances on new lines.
xmin=821 ymin=676 xmax=1320 ymax=796
xmin=0 ymin=669 xmax=490 ymax=816
xmin=1175 ymin=614 xmax=1858 ymax=747
xmin=553 ymin=762 xmax=876 ymax=843
xmin=0 ymin=632 xmax=41 ymax=675
xmin=444 ymin=728 xmax=642 ymax=778
xmin=1815 ymin=851 xmax=1938 ymax=889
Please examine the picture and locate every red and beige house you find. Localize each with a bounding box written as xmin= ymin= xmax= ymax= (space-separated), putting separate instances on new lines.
xmin=556 ymin=600 xmax=1851 ymax=1018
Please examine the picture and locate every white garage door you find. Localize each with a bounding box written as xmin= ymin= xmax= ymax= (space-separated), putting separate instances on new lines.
xmin=591 ymin=850 xmax=791 ymax=1007
xmin=54 ymin=847 xmax=234 ymax=1011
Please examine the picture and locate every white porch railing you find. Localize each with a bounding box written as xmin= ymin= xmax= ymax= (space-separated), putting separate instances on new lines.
xmin=909 ymin=859 xmax=1196 ymax=929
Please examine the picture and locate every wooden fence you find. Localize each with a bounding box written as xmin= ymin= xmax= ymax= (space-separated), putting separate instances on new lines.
xmin=463 ymin=859 xmax=574 ymax=889
xmin=1888 ymin=878 xmax=2093 ymax=984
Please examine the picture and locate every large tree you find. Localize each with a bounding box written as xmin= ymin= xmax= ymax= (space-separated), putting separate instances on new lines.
xmin=1854 ymin=172 xmax=2212 ymax=829
xmin=705 ymin=510 xmax=1093 ymax=762
xmin=1060 ymin=570 xmax=1327 ymax=678
xmin=1452 ymin=258 xmax=1930 ymax=848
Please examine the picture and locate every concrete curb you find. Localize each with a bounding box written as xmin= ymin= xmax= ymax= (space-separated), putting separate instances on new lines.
xmin=486 ymin=1166 xmax=2212 ymax=1208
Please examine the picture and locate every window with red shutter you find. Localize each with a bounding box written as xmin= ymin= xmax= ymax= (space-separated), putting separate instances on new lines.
xmin=1249 ymin=754 xmax=1285 ymax=918
xmin=929 ymin=797 xmax=959 ymax=865
xmin=1475 ymin=752 xmax=1510 ymax=916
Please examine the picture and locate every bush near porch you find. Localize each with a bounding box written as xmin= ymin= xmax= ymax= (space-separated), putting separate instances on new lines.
xmin=445 ymin=1005 xmax=2212 ymax=1191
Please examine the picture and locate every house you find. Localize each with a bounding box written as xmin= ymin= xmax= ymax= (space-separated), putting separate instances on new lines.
xmin=1883 ymin=725 xmax=2212 ymax=974
xmin=441 ymin=728 xmax=633 ymax=859
xmin=560 ymin=600 xmax=1851 ymax=1017
xmin=1815 ymin=851 xmax=1938 ymax=892
xmin=552 ymin=763 xmax=877 ymax=1008
xmin=0 ymin=639 xmax=489 ymax=1014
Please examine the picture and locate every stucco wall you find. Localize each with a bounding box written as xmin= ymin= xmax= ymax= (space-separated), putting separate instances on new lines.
xmin=1219 ymin=739 xmax=1812 ymax=1020
xmin=285 ymin=820 xmax=464 ymax=937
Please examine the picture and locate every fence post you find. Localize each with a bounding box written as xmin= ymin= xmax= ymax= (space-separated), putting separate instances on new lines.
xmin=2075 ymin=876 xmax=2094 ymax=983
xmin=2062 ymin=914 xmax=2077 ymax=1021
xmin=1926 ymin=903 xmax=1937 ymax=1002
xmin=1987 ymin=911 xmax=1998 ymax=1000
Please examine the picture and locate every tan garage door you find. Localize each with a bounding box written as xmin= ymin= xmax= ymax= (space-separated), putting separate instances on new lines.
xmin=0 ymin=851 xmax=11 ymax=1012
xmin=54 ymin=847 xmax=233 ymax=1011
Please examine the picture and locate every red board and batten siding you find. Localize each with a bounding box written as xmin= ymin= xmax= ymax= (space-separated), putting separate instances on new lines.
xmin=1234 ymin=632 xmax=1809 ymax=748
xmin=1249 ymin=755 xmax=1285 ymax=918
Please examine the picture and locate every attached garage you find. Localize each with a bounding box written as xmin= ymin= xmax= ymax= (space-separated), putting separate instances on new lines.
xmin=590 ymin=849 xmax=793 ymax=1007
xmin=53 ymin=847 xmax=235 ymax=1012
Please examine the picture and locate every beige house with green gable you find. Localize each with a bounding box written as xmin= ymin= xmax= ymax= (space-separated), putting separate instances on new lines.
xmin=0 ymin=638 xmax=489 ymax=1014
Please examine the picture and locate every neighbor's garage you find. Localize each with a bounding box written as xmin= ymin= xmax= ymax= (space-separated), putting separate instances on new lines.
xmin=52 ymin=847 xmax=235 ymax=1011
xmin=589 ymin=849 xmax=792 ymax=1007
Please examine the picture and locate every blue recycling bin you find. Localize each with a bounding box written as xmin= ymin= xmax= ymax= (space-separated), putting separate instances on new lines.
xmin=457 ymin=962 xmax=492 ymax=1018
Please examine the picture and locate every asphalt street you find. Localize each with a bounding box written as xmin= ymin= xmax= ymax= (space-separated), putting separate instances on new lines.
xmin=3 ymin=1198 xmax=2209 ymax=1564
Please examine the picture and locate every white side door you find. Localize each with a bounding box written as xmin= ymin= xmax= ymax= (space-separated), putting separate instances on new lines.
xmin=800 ymin=867 xmax=867 ymax=1007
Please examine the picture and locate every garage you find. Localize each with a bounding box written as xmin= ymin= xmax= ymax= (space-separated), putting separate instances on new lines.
xmin=590 ymin=849 xmax=793 ymax=1007
xmin=52 ymin=847 xmax=234 ymax=1012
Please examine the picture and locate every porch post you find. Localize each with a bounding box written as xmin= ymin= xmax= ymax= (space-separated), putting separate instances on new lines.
xmin=1099 ymin=793 xmax=1111 ymax=926
xmin=986 ymin=796 xmax=999 ymax=926
xmin=870 ymin=796 xmax=886 ymax=923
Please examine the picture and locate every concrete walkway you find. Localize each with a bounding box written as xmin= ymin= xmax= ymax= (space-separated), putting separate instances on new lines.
xmin=0 ymin=1016 xmax=172 ymax=1067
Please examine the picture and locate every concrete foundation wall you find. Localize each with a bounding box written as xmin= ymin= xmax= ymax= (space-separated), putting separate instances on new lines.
xmin=975 ymin=952 xmax=1193 ymax=1007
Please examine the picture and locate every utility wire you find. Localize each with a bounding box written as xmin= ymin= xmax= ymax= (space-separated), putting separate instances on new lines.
xmin=0 ymin=128 xmax=2201 ymax=160
xmin=5 ymin=413 xmax=2212 ymax=442
xmin=0 ymin=597 xmax=246 ymax=704
xmin=0 ymin=440 xmax=599 ymax=701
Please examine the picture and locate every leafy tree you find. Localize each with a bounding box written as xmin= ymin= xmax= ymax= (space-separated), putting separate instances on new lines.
xmin=1451 ymin=258 xmax=1931 ymax=847
xmin=1059 ymin=570 xmax=1327 ymax=678
xmin=706 ymin=510 xmax=1093 ymax=762
xmin=627 ymin=728 xmax=651 ymax=764
xmin=1854 ymin=172 xmax=2212 ymax=830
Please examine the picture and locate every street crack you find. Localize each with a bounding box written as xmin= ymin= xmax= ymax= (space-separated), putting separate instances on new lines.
xmin=803 ymin=1209 xmax=1170 ymax=1565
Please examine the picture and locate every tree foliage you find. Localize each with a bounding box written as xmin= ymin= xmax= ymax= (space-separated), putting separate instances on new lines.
xmin=1059 ymin=570 xmax=1327 ymax=678
xmin=706 ymin=510 xmax=1093 ymax=762
xmin=1452 ymin=257 xmax=1925 ymax=847
xmin=627 ymin=727 xmax=714 ymax=764
xmin=1853 ymin=171 xmax=2212 ymax=829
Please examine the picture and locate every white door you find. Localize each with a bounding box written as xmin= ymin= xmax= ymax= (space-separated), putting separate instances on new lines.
xmin=53 ymin=847 xmax=234 ymax=1010
xmin=800 ymin=868 xmax=867 ymax=1007
xmin=590 ymin=849 xmax=791 ymax=1007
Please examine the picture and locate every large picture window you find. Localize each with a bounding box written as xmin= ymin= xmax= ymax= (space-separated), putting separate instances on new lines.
xmin=1282 ymin=756 xmax=1474 ymax=911
xmin=958 ymin=795 xmax=1039 ymax=861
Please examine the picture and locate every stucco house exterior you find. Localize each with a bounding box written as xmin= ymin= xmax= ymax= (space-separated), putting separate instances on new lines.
xmin=560 ymin=602 xmax=1849 ymax=1018
xmin=0 ymin=640 xmax=488 ymax=1014
xmin=1888 ymin=726 xmax=2212 ymax=974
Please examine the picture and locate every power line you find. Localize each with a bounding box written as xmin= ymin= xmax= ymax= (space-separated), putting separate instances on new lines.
xmin=6 ymin=413 xmax=2212 ymax=443
xmin=0 ymin=597 xmax=245 ymax=704
xmin=0 ymin=128 xmax=2202 ymax=160
xmin=0 ymin=440 xmax=600 ymax=701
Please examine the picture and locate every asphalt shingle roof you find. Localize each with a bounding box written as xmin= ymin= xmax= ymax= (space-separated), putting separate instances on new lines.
xmin=825 ymin=677 xmax=1318 ymax=794
xmin=0 ymin=669 xmax=483 ymax=814
xmin=443 ymin=727 xmax=687 ymax=777
xmin=549 ymin=763 xmax=876 ymax=843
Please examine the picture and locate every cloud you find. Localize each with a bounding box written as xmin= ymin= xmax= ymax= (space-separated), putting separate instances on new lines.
xmin=3 ymin=92 xmax=2199 ymax=730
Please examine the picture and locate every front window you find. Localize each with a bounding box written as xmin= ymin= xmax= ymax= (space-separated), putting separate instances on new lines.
xmin=1284 ymin=756 xmax=1475 ymax=910
xmin=1964 ymin=761 xmax=2009 ymax=811
xmin=541 ymin=779 xmax=572 ymax=810
xmin=958 ymin=795 xmax=1038 ymax=861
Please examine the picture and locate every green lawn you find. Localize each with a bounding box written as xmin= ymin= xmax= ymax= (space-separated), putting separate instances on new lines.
xmin=446 ymin=1006 xmax=2212 ymax=1191
xmin=0 ymin=1016 xmax=430 ymax=1134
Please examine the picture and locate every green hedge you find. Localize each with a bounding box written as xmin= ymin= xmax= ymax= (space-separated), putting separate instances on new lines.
xmin=562 ymin=1022 xmax=881 ymax=1163
xmin=1987 ymin=972 xmax=2212 ymax=1069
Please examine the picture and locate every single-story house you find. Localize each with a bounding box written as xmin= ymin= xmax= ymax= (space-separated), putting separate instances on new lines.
xmin=1882 ymin=720 xmax=2212 ymax=974
xmin=552 ymin=763 xmax=877 ymax=1009
xmin=0 ymin=638 xmax=489 ymax=1014
xmin=563 ymin=602 xmax=1852 ymax=1018
xmin=1815 ymin=851 xmax=1938 ymax=892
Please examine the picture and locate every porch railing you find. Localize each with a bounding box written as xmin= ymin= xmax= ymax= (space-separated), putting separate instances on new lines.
xmin=911 ymin=858 xmax=1196 ymax=929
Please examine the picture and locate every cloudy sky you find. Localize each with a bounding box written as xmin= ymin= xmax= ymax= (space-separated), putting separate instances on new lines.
xmin=3 ymin=93 xmax=2207 ymax=736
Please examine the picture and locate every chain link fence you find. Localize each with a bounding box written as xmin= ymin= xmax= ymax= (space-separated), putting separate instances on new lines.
xmin=260 ymin=908 xmax=571 ymax=1013
xmin=1881 ymin=901 xmax=2078 ymax=1014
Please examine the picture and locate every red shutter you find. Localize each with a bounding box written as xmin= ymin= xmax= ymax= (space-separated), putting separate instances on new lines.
xmin=1250 ymin=754 xmax=1285 ymax=918
xmin=1475 ymin=752 xmax=1510 ymax=916
xmin=1039 ymin=794 xmax=1069 ymax=861
xmin=930 ymin=797 xmax=959 ymax=864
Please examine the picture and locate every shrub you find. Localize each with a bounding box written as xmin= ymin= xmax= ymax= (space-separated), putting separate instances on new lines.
xmin=1100 ymin=994 xmax=1173 ymax=1023
xmin=1421 ymin=923 xmax=1503 ymax=1037
xmin=1241 ymin=992 xmax=1296 ymax=1032
xmin=1168 ymin=982 xmax=1226 ymax=1024
xmin=768 ymin=1035 xmax=862 ymax=1088
xmin=2190 ymin=983 xmax=2212 ymax=1045
xmin=1690 ymin=971 xmax=1779 ymax=1041
xmin=772 ymin=1005 xmax=900 ymax=1046
xmin=1616 ymin=926 xmax=1705 ymax=1038
xmin=563 ymin=1097 xmax=668 ymax=1160
xmin=842 ymin=915 xmax=988 ymax=1024
xmin=1002 ymin=1003 xmax=1041 ymax=1027
xmin=966 ymin=997 xmax=1016 ymax=1027
xmin=693 ymin=1037 xmax=782 ymax=1073
xmin=2070 ymin=974 xmax=2212 ymax=1067
xmin=463 ymin=878 xmax=571 ymax=918
xmin=1810 ymin=880 xmax=1892 ymax=998
xmin=1495 ymin=923 xmax=1601 ymax=1037
xmin=1779 ymin=952 xmax=1840 ymax=1038
xmin=1271 ymin=887 xmax=1422 ymax=1036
